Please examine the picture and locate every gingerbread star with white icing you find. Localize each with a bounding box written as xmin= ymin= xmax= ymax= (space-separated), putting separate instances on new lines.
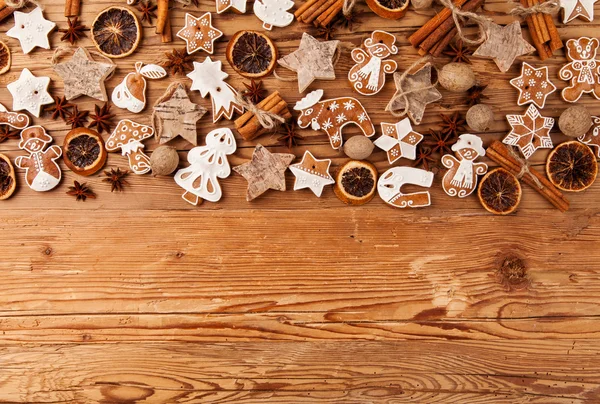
xmin=503 ymin=105 xmax=554 ymax=159
xmin=216 ymin=0 xmax=247 ymax=13
xmin=176 ymin=12 xmax=223 ymax=55
xmin=474 ymin=21 xmax=535 ymax=73
xmin=374 ymin=119 xmax=424 ymax=164
xmin=560 ymin=0 xmax=598 ymax=23
xmin=7 ymin=7 xmax=55 ymax=54
xmin=7 ymin=68 xmax=53 ymax=118
xmin=289 ymin=151 xmax=334 ymax=197
xmin=510 ymin=62 xmax=556 ymax=109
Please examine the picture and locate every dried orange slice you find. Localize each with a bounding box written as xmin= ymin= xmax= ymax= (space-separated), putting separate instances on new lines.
xmin=334 ymin=160 xmax=378 ymax=205
xmin=366 ymin=0 xmax=409 ymax=19
xmin=226 ymin=31 xmax=277 ymax=78
xmin=91 ymin=6 xmax=141 ymax=58
xmin=63 ymin=128 xmax=107 ymax=176
xmin=478 ymin=168 xmax=522 ymax=215
xmin=0 ymin=41 xmax=11 ymax=75
xmin=0 ymin=153 xmax=16 ymax=200
xmin=546 ymin=141 xmax=598 ymax=192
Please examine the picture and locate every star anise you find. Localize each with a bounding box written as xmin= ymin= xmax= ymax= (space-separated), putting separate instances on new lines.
xmin=67 ymin=181 xmax=96 ymax=202
xmin=137 ymin=0 xmax=157 ymax=23
xmin=277 ymin=123 xmax=304 ymax=150
xmin=45 ymin=96 xmax=73 ymax=120
xmin=466 ymin=85 xmax=489 ymax=107
xmin=412 ymin=145 xmax=436 ymax=171
xmin=162 ymin=48 xmax=193 ymax=75
xmin=88 ymin=103 xmax=114 ymax=134
xmin=334 ymin=10 xmax=359 ymax=31
xmin=439 ymin=112 xmax=466 ymax=138
xmin=317 ymin=24 xmax=336 ymax=41
xmin=60 ymin=17 xmax=86 ymax=45
xmin=426 ymin=129 xmax=457 ymax=156
xmin=66 ymin=106 xmax=89 ymax=129
xmin=242 ymin=79 xmax=267 ymax=104
xmin=444 ymin=39 xmax=473 ymax=64
xmin=0 ymin=126 xmax=20 ymax=143
xmin=103 ymin=168 xmax=130 ymax=192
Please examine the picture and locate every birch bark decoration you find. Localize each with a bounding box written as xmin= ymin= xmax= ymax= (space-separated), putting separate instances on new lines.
xmin=235 ymin=91 xmax=292 ymax=141
xmin=187 ymin=57 xmax=244 ymax=123
xmin=278 ymin=33 xmax=340 ymax=93
xmin=473 ymin=21 xmax=536 ymax=73
xmin=349 ymin=31 xmax=398 ymax=96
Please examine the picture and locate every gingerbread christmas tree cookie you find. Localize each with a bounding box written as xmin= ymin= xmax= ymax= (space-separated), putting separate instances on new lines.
xmin=177 ymin=12 xmax=223 ymax=55
xmin=559 ymin=37 xmax=600 ymax=102
xmin=509 ymin=62 xmax=556 ymax=109
xmin=378 ymin=167 xmax=434 ymax=208
xmin=53 ymin=48 xmax=116 ymax=102
xmin=374 ymin=118 xmax=424 ymax=164
xmin=473 ymin=21 xmax=535 ymax=73
xmin=503 ymin=105 xmax=554 ymax=159
xmin=289 ymin=151 xmax=334 ymax=197
xmin=7 ymin=7 xmax=56 ymax=54
xmin=15 ymin=126 xmax=62 ymax=192
xmin=7 ymin=68 xmax=53 ymax=118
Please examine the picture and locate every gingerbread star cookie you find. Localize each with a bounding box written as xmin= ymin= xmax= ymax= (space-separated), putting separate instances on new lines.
xmin=278 ymin=33 xmax=340 ymax=93
xmin=560 ymin=0 xmax=598 ymax=23
xmin=53 ymin=47 xmax=116 ymax=102
xmin=474 ymin=21 xmax=535 ymax=73
xmin=153 ymin=82 xmax=207 ymax=146
xmin=503 ymin=105 xmax=554 ymax=159
xmin=233 ymin=144 xmax=295 ymax=201
xmin=374 ymin=118 xmax=424 ymax=164
xmin=509 ymin=62 xmax=556 ymax=109
xmin=176 ymin=12 xmax=223 ymax=55
xmin=7 ymin=68 xmax=53 ymax=118
xmin=289 ymin=151 xmax=334 ymax=197
xmin=7 ymin=7 xmax=56 ymax=54
xmin=216 ymin=0 xmax=247 ymax=13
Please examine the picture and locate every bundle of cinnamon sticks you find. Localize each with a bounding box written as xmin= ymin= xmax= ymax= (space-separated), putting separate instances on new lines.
xmin=408 ymin=0 xmax=485 ymax=57
xmin=519 ymin=0 xmax=562 ymax=60
xmin=487 ymin=141 xmax=569 ymax=212
xmin=295 ymin=0 xmax=344 ymax=28
xmin=235 ymin=91 xmax=292 ymax=141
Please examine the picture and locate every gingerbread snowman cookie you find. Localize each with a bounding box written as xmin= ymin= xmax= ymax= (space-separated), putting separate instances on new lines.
xmin=559 ymin=37 xmax=600 ymax=102
xmin=15 ymin=126 xmax=62 ymax=192
xmin=348 ymin=31 xmax=398 ymax=96
xmin=441 ymin=134 xmax=488 ymax=198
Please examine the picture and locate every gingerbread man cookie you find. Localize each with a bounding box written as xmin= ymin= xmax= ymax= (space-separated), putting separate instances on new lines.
xmin=441 ymin=134 xmax=488 ymax=198
xmin=294 ymin=89 xmax=375 ymax=150
xmin=378 ymin=167 xmax=434 ymax=208
xmin=559 ymin=37 xmax=600 ymax=102
xmin=15 ymin=126 xmax=62 ymax=192
xmin=349 ymin=31 xmax=398 ymax=96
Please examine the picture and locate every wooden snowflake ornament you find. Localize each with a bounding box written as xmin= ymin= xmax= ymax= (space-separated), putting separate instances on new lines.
xmin=503 ymin=105 xmax=554 ymax=159
xmin=7 ymin=68 xmax=53 ymax=118
xmin=187 ymin=57 xmax=244 ymax=123
xmin=177 ymin=12 xmax=223 ymax=55
xmin=473 ymin=21 xmax=535 ymax=73
xmin=378 ymin=167 xmax=434 ymax=208
xmin=559 ymin=37 xmax=600 ymax=102
xmin=7 ymin=7 xmax=56 ymax=54
xmin=216 ymin=0 xmax=247 ymax=14
xmin=442 ymin=134 xmax=488 ymax=198
xmin=254 ymin=0 xmax=294 ymax=30
xmin=294 ymin=90 xmax=375 ymax=150
xmin=349 ymin=31 xmax=398 ymax=96
xmin=560 ymin=0 xmax=598 ymax=23
xmin=289 ymin=151 xmax=334 ymax=197
xmin=509 ymin=62 xmax=556 ymax=109
xmin=374 ymin=119 xmax=424 ymax=164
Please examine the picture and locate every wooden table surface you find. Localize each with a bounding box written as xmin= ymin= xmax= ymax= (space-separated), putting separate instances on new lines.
xmin=2 ymin=0 xmax=600 ymax=402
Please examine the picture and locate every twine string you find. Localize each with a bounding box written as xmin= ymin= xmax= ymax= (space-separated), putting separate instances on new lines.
xmin=343 ymin=0 xmax=357 ymax=16
xmin=506 ymin=145 xmax=545 ymax=189
xmin=387 ymin=56 xmax=439 ymax=118
xmin=509 ymin=0 xmax=560 ymax=17
xmin=5 ymin=0 xmax=41 ymax=8
xmin=234 ymin=93 xmax=285 ymax=130
xmin=437 ymin=0 xmax=492 ymax=46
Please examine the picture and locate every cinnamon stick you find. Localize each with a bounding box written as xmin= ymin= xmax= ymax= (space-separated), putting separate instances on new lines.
xmin=520 ymin=0 xmax=550 ymax=60
xmin=64 ymin=0 xmax=81 ymax=17
xmin=542 ymin=0 xmax=563 ymax=51
xmin=235 ymin=92 xmax=291 ymax=141
xmin=295 ymin=0 xmax=323 ymax=18
xmin=302 ymin=0 xmax=337 ymax=23
xmin=432 ymin=28 xmax=458 ymax=57
xmin=155 ymin=0 xmax=169 ymax=34
xmin=317 ymin=0 xmax=343 ymax=27
xmin=409 ymin=0 xmax=469 ymax=47
xmin=161 ymin=16 xmax=172 ymax=43
xmin=0 ymin=0 xmax=15 ymax=22
xmin=236 ymin=91 xmax=280 ymax=128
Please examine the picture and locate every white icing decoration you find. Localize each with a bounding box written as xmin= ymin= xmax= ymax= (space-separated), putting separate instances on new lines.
xmin=377 ymin=167 xmax=434 ymax=209
xmin=289 ymin=151 xmax=334 ymax=198
xmin=112 ymin=62 xmax=167 ymax=114
xmin=253 ymin=0 xmax=294 ymax=30
xmin=374 ymin=118 xmax=424 ymax=164
xmin=7 ymin=7 xmax=55 ymax=54
xmin=7 ymin=68 xmax=53 ymax=118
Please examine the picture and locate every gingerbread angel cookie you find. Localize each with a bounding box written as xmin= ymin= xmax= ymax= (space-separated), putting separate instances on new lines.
xmin=349 ymin=31 xmax=398 ymax=96
xmin=441 ymin=134 xmax=488 ymax=198
xmin=15 ymin=126 xmax=62 ymax=192
xmin=559 ymin=37 xmax=600 ymax=102
xmin=294 ymin=89 xmax=375 ymax=150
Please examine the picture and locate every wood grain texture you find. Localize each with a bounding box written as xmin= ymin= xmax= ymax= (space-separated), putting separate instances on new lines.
xmin=2 ymin=0 xmax=600 ymax=402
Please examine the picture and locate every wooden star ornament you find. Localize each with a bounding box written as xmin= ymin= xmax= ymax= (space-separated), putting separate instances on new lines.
xmin=53 ymin=47 xmax=116 ymax=102
xmin=289 ymin=151 xmax=334 ymax=197
xmin=176 ymin=12 xmax=223 ymax=55
xmin=474 ymin=21 xmax=535 ymax=73
xmin=278 ymin=33 xmax=340 ymax=93
xmin=233 ymin=144 xmax=295 ymax=201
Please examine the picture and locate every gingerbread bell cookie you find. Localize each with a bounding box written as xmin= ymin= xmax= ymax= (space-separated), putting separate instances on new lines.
xmin=504 ymin=105 xmax=554 ymax=159
xmin=378 ymin=167 xmax=434 ymax=208
xmin=112 ymin=62 xmax=167 ymax=113
xmin=289 ymin=151 xmax=335 ymax=197
xmin=349 ymin=31 xmax=398 ymax=96
xmin=509 ymin=62 xmax=556 ymax=109
xmin=374 ymin=118 xmax=424 ymax=164
xmin=15 ymin=126 xmax=62 ymax=192
xmin=559 ymin=37 xmax=600 ymax=103
xmin=294 ymin=89 xmax=375 ymax=150
xmin=105 ymin=119 xmax=155 ymax=175
xmin=441 ymin=134 xmax=488 ymax=198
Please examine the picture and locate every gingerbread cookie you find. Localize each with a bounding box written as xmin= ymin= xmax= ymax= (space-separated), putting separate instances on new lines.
xmin=15 ymin=126 xmax=62 ymax=192
xmin=105 ymin=119 xmax=155 ymax=175
xmin=559 ymin=37 xmax=600 ymax=103
xmin=289 ymin=151 xmax=334 ymax=197
xmin=175 ymin=128 xmax=237 ymax=206
xmin=112 ymin=62 xmax=167 ymax=113
xmin=7 ymin=68 xmax=54 ymax=118
xmin=504 ymin=105 xmax=554 ymax=159
xmin=187 ymin=57 xmax=244 ymax=123
xmin=254 ymin=0 xmax=294 ymax=30
xmin=176 ymin=12 xmax=223 ymax=55
xmin=578 ymin=116 xmax=600 ymax=157
xmin=374 ymin=118 xmax=424 ymax=164
xmin=216 ymin=0 xmax=247 ymax=13
xmin=509 ymin=62 xmax=556 ymax=109
xmin=294 ymin=89 xmax=375 ymax=150
xmin=0 ymin=103 xmax=29 ymax=129
xmin=378 ymin=166 xmax=434 ymax=208
xmin=349 ymin=31 xmax=398 ymax=96
xmin=7 ymin=7 xmax=55 ymax=54
xmin=560 ymin=0 xmax=597 ymax=24
xmin=442 ymin=134 xmax=488 ymax=198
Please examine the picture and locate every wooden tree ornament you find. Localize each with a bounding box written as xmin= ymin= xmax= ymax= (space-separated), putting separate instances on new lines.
xmin=235 ymin=91 xmax=292 ymax=141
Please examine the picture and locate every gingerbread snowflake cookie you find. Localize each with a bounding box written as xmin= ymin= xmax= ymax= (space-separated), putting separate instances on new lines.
xmin=15 ymin=126 xmax=62 ymax=192
xmin=294 ymin=89 xmax=375 ymax=150
xmin=349 ymin=31 xmax=398 ymax=96
xmin=7 ymin=68 xmax=53 ymax=118
xmin=289 ymin=151 xmax=335 ymax=197
xmin=559 ymin=37 xmax=600 ymax=102
xmin=509 ymin=62 xmax=556 ymax=109
xmin=378 ymin=167 xmax=434 ymax=208
xmin=374 ymin=118 xmax=424 ymax=164
xmin=7 ymin=7 xmax=56 ymax=54
xmin=503 ymin=105 xmax=554 ymax=159
xmin=442 ymin=134 xmax=488 ymax=198
xmin=177 ymin=12 xmax=223 ymax=55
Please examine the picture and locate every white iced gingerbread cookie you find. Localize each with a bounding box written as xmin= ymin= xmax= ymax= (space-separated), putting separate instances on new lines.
xmin=105 ymin=119 xmax=155 ymax=175
xmin=378 ymin=167 xmax=434 ymax=208
xmin=289 ymin=151 xmax=334 ymax=197
xmin=253 ymin=0 xmax=294 ymax=30
xmin=349 ymin=31 xmax=398 ymax=96
xmin=442 ymin=134 xmax=488 ymax=198
xmin=7 ymin=68 xmax=53 ymax=118
xmin=15 ymin=126 xmax=62 ymax=192
xmin=7 ymin=7 xmax=55 ymax=54
xmin=112 ymin=62 xmax=167 ymax=113
xmin=176 ymin=12 xmax=223 ymax=55
xmin=374 ymin=118 xmax=424 ymax=164
xmin=0 ymin=103 xmax=29 ymax=129
xmin=216 ymin=0 xmax=247 ymax=13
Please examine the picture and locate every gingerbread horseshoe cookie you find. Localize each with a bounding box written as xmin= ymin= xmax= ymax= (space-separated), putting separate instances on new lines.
xmin=15 ymin=126 xmax=62 ymax=192
xmin=441 ymin=134 xmax=488 ymax=198
xmin=294 ymin=89 xmax=375 ymax=150
xmin=559 ymin=37 xmax=600 ymax=103
xmin=349 ymin=31 xmax=398 ymax=96
xmin=378 ymin=166 xmax=434 ymax=208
